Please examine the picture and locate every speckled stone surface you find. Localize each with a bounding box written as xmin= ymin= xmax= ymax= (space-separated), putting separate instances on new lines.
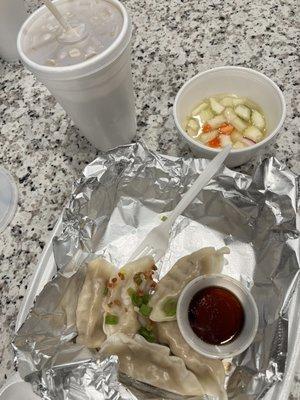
xmin=0 ymin=0 xmax=299 ymax=397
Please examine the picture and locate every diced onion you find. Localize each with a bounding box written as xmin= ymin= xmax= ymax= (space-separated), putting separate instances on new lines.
xmin=242 ymin=137 xmax=256 ymax=146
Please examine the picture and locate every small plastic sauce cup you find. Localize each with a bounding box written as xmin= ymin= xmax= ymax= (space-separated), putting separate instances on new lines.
xmin=177 ymin=274 xmax=258 ymax=359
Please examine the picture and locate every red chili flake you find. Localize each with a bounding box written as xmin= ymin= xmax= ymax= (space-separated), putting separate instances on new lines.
xmin=114 ymin=299 xmax=121 ymax=306
xmin=137 ymin=289 xmax=144 ymax=296
xmin=107 ymin=282 xmax=113 ymax=288
xmin=150 ymin=282 xmax=157 ymax=289
xmin=118 ymin=272 xmax=125 ymax=280
xmin=143 ymin=271 xmax=151 ymax=279
xmin=134 ymin=273 xmax=143 ymax=286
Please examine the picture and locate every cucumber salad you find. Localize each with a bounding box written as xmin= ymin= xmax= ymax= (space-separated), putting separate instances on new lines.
xmin=185 ymin=94 xmax=266 ymax=149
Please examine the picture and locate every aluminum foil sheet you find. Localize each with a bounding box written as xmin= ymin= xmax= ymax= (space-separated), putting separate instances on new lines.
xmin=13 ymin=143 xmax=299 ymax=400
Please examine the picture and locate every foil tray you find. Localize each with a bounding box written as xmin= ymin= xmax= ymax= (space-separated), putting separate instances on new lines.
xmin=13 ymin=143 xmax=299 ymax=400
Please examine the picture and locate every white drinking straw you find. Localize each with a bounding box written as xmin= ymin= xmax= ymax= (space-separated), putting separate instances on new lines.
xmin=42 ymin=0 xmax=72 ymax=31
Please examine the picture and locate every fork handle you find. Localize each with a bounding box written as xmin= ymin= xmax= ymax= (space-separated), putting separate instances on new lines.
xmin=165 ymin=145 xmax=231 ymax=228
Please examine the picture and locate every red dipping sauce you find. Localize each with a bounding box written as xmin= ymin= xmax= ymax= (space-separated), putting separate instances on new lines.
xmin=188 ymin=286 xmax=244 ymax=345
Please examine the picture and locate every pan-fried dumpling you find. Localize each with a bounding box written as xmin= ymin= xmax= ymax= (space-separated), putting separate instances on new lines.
xmin=59 ymin=269 xmax=86 ymax=332
xmin=149 ymin=247 xmax=230 ymax=322
xmin=102 ymin=256 xmax=156 ymax=337
xmin=156 ymin=321 xmax=227 ymax=399
xmin=100 ymin=333 xmax=210 ymax=397
xmin=76 ymin=257 xmax=116 ymax=348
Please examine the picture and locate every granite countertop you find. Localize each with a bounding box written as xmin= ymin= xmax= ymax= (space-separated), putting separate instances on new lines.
xmin=0 ymin=0 xmax=299 ymax=397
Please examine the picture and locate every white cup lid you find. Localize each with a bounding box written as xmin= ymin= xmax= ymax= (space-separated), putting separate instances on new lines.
xmin=0 ymin=167 xmax=18 ymax=233
xmin=17 ymin=0 xmax=132 ymax=80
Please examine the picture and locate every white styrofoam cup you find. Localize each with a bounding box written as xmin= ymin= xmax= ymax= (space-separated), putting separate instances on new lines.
xmin=0 ymin=0 xmax=26 ymax=62
xmin=17 ymin=0 xmax=136 ymax=151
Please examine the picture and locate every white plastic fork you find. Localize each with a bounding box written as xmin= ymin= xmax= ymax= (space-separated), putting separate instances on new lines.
xmin=128 ymin=145 xmax=231 ymax=263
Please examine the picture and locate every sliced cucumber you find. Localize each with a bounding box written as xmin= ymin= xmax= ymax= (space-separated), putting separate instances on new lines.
xmin=207 ymin=115 xmax=227 ymax=128
xmin=209 ymin=97 xmax=225 ymax=114
xmin=219 ymin=134 xmax=232 ymax=147
xmin=235 ymin=105 xmax=250 ymax=121
xmin=220 ymin=97 xmax=234 ymax=107
xmin=224 ymin=108 xmax=247 ymax=131
xmin=243 ymin=126 xmax=263 ymax=142
xmin=251 ymin=109 xmax=265 ymax=129
xmin=232 ymin=97 xmax=245 ymax=106
xmin=200 ymin=130 xmax=218 ymax=143
xmin=231 ymin=130 xmax=244 ymax=143
xmin=199 ymin=108 xmax=214 ymax=122
xmin=224 ymin=107 xmax=236 ymax=123
xmin=192 ymin=102 xmax=208 ymax=116
xmin=232 ymin=117 xmax=247 ymax=131
xmin=233 ymin=141 xmax=247 ymax=149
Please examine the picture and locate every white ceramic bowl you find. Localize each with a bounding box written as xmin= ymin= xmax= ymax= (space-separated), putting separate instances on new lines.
xmin=177 ymin=274 xmax=259 ymax=359
xmin=173 ymin=66 xmax=286 ymax=168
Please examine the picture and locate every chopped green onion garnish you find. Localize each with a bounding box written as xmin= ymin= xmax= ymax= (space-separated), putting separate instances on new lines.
xmin=128 ymin=288 xmax=151 ymax=307
xmin=103 ymin=286 xmax=108 ymax=296
xmin=161 ymin=215 xmax=168 ymax=222
xmin=139 ymin=304 xmax=152 ymax=317
xmin=141 ymin=293 xmax=151 ymax=305
xmin=138 ymin=327 xmax=156 ymax=343
xmin=105 ymin=313 xmax=119 ymax=325
xmin=132 ymin=292 xmax=143 ymax=307
xmin=162 ymin=298 xmax=177 ymax=317
xmin=127 ymin=288 xmax=143 ymax=307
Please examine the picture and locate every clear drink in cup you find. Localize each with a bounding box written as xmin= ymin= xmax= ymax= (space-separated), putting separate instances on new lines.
xmin=18 ymin=0 xmax=136 ymax=151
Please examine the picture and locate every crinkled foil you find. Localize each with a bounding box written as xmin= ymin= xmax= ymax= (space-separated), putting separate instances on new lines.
xmin=13 ymin=143 xmax=299 ymax=400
